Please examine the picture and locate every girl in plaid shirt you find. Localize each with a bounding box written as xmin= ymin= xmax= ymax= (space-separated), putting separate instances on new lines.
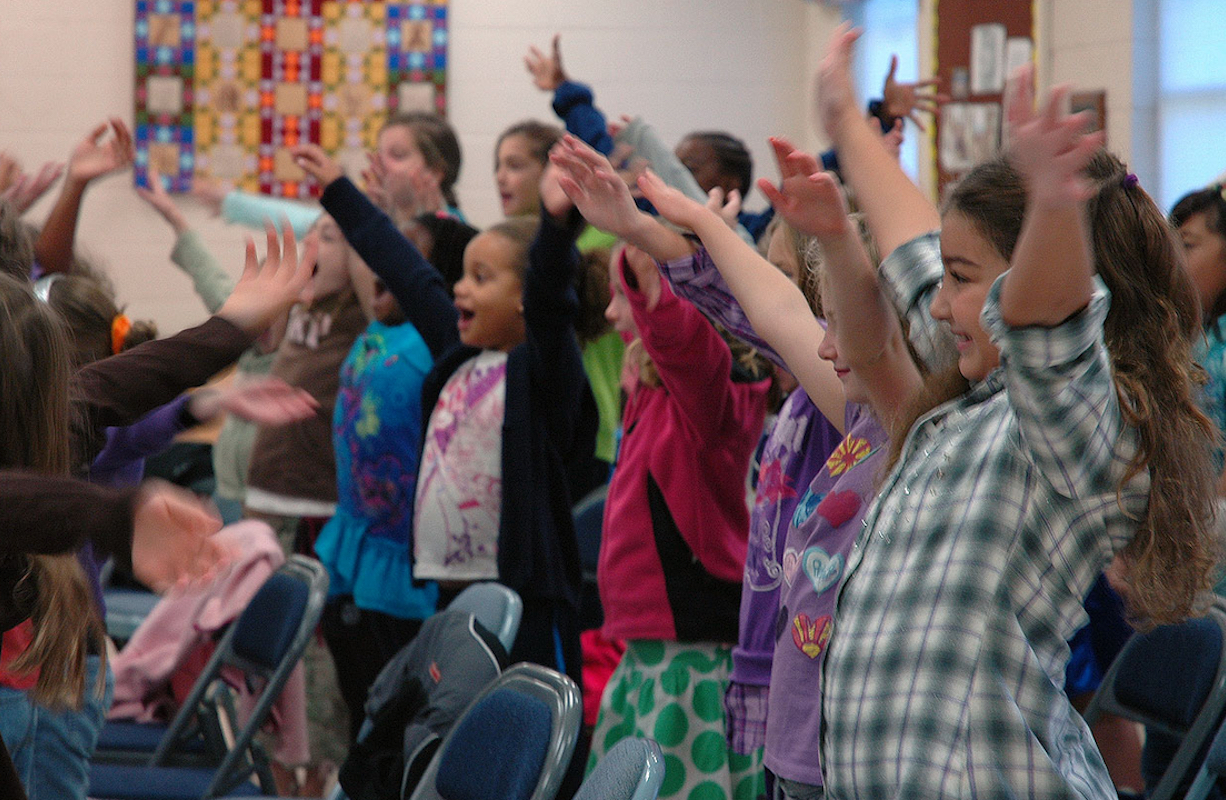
xmin=797 ymin=26 xmax=1218 ymax=800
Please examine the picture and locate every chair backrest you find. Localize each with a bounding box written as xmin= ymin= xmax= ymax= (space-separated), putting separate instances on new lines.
xmin=574 ymin=738 xmax=664 ymax=800
xmin=405 ymin=663 xmax=583 ymax=800
xmin=447 ymin=583 xmax=522 ymax=654
xmin=1184 ymin=716 xmax=1226 ymax=800
xmin=1084 ymin=598 xmax=1226 ymax=800
xmin=152 ymin=555 xmax=328 ymax=797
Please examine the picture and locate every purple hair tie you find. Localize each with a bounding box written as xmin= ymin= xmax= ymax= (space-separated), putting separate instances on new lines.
xmin=1123 ymin=173 xmax=1139 ymax=189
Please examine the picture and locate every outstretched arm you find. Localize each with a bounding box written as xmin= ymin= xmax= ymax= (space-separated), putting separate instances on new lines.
xmin=527 ymin=35 xmax=615 ymax=155
xmin=636 ymin=170 xmax=847 ymax=433
xmin=550 ymin=135 xmax=691 ymax=262
xmin=35 ymin=118 xmax=135 ymax=273
xmin=998 ymin=68 xmax=1099 ymax=326
xmin=760 ymin=149 xmax=923 ymax=418
xmin=817 ymin=24 xmax=940 ymax=261
xmin=294 ymin=143 xmax=459 ymax=358
xmin=138 ymin=162 xmax=236 ymax=313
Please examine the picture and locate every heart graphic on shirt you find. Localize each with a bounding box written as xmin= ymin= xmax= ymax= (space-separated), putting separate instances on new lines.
xmin=782 ymin=549 xmax=801 ymax=586
xmin=816 ymin=490 xmax=861 ymax=529
xmin=801 ymin=547 xmax=845 ymax=595
xmin=791 ymin=613 xmax=833 ymax=658
xmin=791 ymin=488 xmax=824 ymax=529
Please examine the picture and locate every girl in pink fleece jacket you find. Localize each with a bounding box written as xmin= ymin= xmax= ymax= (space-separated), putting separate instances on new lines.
xmin=590 ymin=239 xmax=769 ymax=800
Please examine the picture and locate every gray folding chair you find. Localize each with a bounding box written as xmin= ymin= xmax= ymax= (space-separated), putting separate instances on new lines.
xmin=574 ymin=738 xmax=664 ymax=800
xmin=448 ymin=582 xmax=522 ymax=653
xmin=404 ymin=663 xmax=582 ymax=800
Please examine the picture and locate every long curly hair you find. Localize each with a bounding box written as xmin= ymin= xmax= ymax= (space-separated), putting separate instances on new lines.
xmin=904 ymin=152 xmax=1219 ymax=627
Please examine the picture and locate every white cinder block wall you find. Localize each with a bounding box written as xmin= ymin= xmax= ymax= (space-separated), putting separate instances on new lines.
xmin=0 ymin=0 xmax=1134 ymax=334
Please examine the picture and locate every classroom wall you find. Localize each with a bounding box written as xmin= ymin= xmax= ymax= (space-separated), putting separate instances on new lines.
xmin=0 ymin=0 xmax=1139 ymax=335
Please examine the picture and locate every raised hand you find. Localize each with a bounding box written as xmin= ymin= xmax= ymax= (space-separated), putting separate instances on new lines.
xmin=68 ymin=118 xmax=135 ymax=187
xmin=291 ymin=143 xmax=344 ymax=188
xmin=1005 ymin=65 xmax=1103 ymax=208
xmin=188 ymin=375 xmax=319 ymax=426
xmin=406 ymin=165 xmax=445 ymax=216
xmin=882 ymin=55 xmax=948 ymax=131
xmin=525 ymin=34 xmax=567 ymax=92
xmin=361 ymin=152 xmax=392 ymax=210
xmin=816 ymin=23 xmax=864 ymax=140
xmin=135 ymin=161 xmax=188 ymax=234
xmin=131 ymin=480 xmax=228 ymax=593
xmin=756 ymin=137 xmax=851 ymax=239
xmin=636 ymin=169 xmax=710 ymax=231
xmin=217 ymin=218 xmax=317 ymax=336
xmin=539 ymin=160 xmax=574 ymax=221
xmin=550 ymin=134 xmax=643 ymax=236
xmin=0 ymin=161 xmax=64 ymax=214
xmin=705 ymin=186 xmax=742 ymax=231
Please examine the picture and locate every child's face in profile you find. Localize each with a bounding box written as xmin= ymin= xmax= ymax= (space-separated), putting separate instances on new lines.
xmin=1179 ymin=211 xmax=1226 ymax=315
xmin=604 ymin=246 xmax=639 ymax=342
xmin=495 ymin=134 xmax=545 ymax=218
xmin=304 ymin=215 xmax=351 ymax=299
xmin=931 ymin=211 xmax=1010 ymax=382
xmin=453 ymin=232 xmax=525 ymax=352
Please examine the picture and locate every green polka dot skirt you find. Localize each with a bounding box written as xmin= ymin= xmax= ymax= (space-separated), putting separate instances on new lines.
xmin=587 ymin=640 xmax=766 ymax=800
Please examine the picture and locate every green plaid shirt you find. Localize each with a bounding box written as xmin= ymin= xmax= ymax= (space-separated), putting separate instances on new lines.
xmin=821 ymin=234 xmax=1147 ymax=800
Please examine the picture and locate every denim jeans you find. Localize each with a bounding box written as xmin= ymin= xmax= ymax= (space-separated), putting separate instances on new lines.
xmin=0 ymin=655 xmax=114 ymax=800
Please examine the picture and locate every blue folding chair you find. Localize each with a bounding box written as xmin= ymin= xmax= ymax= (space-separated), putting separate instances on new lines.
xmin=1083 ymin=598 xmax=1226 ymax=800
xmin=404 ymin=663 xmax=582 ymax=800
xmin=574 ymin=738 xmax=664 ymax=800
xmin=89 ymin=555 xmax=329 ymax=799
xmin=448 ymin=582 xmax=522 ymax=654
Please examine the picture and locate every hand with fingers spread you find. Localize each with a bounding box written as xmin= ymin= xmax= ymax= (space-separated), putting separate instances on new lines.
xmin=882 ymin=55 xmax=948 ymax=131
xmin=131 ymin=480 xmax=228 ymax=594
xmin=705 ymin=186 xmax=742 ymax=231
xmin=1005 ymin=64 xmax=1104 ymax=208
xmin=0 ymin=161 xmax=64 ymax=215
xmin=406 ymin=165 xmax=445 ymax=216
xmin=550 ymin=134 xmax=644 ymax=237
xmin=217 ymin=218 xmax=317 ymax=336
xmin=136 ymin=162 xmax=189 ymax=234
xmin=756 ymin=137 xmax=850 ymax=239
xmin=188 ymin=375 xmax=319 ymax=426
xmin=291 ymin=143 xmax=345 ymax=188
xmin=816 ymin=23 xmax=865 ymax=140
xmin=636 ymin=169 xmax=712 ymax=231
xmin=361 ymin=152 xmax=392 ymax=210
xmin=525 ymin=34 xmax=568 ymax=92
xmin=68 ymin=118 xmax=135 ymax=188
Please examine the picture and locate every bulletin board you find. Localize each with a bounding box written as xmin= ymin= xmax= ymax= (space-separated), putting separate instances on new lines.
xmin=134 ymin=0 xmax=450 ymax=198
xmin=932 ymin=0 xmax=1035 ymax=198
